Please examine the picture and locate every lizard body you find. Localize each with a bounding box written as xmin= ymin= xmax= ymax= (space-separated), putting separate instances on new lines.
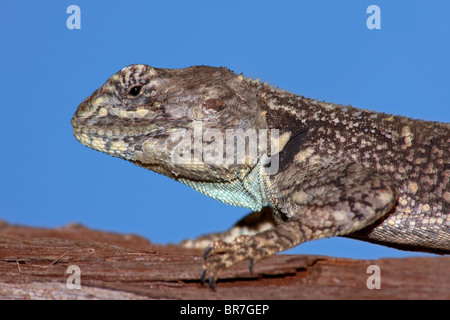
xmin=72 ymin=64 xmax=449 ymax=288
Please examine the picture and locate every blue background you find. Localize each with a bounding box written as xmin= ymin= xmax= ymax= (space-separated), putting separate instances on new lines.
xmin=1 ymin=1 xmax=448 ymax=259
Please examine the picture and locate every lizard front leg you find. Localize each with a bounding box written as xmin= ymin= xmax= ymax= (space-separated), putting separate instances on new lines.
xmin=202 ymin=163 xmax=399 ymax=288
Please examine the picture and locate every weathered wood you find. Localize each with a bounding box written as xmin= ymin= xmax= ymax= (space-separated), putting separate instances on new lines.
xmin=0 ymin=220 xmax=448 ymax=300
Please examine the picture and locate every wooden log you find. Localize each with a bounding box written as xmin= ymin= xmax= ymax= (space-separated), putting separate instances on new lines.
xmin=0 ymin=220 xmax=448 ymax=300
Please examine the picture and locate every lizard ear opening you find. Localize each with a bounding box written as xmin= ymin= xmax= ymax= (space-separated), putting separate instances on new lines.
xmin=202 ymin=98 xmax=225 ymax=115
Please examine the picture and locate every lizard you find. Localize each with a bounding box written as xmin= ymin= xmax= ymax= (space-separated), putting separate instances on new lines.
xmin=71 ymin=64 xmax=449 ymax=289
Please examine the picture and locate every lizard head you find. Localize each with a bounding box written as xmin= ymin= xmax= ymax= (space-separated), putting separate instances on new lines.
xmin=71 ymin=64 xmax=270 ymax=184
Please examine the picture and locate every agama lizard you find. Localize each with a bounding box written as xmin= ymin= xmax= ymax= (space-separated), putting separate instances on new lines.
xmin=71 ymin=64 xmax=449 ymax=288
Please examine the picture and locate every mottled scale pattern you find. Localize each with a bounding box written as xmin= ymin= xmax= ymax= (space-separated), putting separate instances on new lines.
xmin=72 ymin=64 xmax=449 ymax=288
xmin=258 ymin=87 xmax=449 ymax=252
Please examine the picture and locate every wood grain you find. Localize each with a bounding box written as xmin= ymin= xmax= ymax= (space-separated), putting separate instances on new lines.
xmin=0 ymin=220 xmax=448 ymax=300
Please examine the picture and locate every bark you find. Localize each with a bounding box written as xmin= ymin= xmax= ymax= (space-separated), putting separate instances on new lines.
xmin=0 ymin=220 xmax=448 ymax=300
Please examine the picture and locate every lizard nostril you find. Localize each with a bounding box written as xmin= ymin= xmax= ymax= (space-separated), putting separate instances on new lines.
xmin=80 ymin=104 xmax=89 ymax=112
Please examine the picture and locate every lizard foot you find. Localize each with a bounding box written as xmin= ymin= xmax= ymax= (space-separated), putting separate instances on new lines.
xmin=201 ymin=235 xmax=271 ymax=289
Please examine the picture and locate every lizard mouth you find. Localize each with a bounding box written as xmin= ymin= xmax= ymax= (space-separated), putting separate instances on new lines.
xmin=72 ymin=125 xmax=138 ymax=160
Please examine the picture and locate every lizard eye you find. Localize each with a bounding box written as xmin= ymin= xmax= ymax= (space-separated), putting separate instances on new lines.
xmin=129 ymin=85 xmax=142 ymax=96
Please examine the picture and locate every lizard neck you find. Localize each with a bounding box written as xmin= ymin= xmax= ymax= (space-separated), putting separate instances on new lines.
xmin=178 ymin=156 xmax=272 ymax=212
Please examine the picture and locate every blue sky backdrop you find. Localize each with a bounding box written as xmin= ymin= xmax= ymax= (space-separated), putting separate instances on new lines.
xmin=1 ymin=1 xmax=448 ymax=259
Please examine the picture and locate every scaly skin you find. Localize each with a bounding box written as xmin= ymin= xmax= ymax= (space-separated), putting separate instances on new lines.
xmin=72 ymin=64 xmax=449 ymax=288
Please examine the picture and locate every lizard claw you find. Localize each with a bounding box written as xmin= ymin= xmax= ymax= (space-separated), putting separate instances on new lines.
xmin=209 ymin=275 xmax=216 ymax=291
xmin=200 ymin=268 xmax=217 ymax=290
xmin=200 ymin=268 xmax=206 ymax=287
xmin=203 ymin=246 xmax=212 ymax=260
